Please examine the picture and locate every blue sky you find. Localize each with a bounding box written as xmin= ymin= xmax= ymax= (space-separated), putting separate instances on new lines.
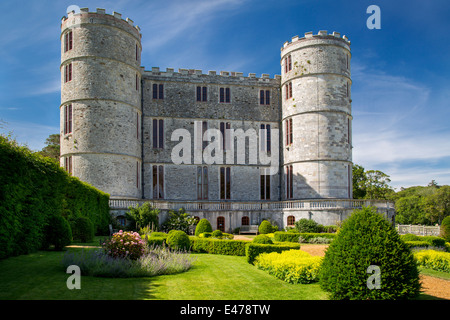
xmin=0 ymin=0 xmax=449 ymax=190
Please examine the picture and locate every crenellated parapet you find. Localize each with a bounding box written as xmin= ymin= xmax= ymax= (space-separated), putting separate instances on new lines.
xmin=281 ymin=30 xmax=351 ymax=52
xmin=61 ymin=7 xmax=141 ymax=39
xmin=143 ymin=67 xmax=281 ymax=85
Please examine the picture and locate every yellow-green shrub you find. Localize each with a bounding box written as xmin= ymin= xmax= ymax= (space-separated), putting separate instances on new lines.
xmin=414 ymin=250 xmax=450 ymax=273
xmin=254 ymin=249 xmax=323 ymax=284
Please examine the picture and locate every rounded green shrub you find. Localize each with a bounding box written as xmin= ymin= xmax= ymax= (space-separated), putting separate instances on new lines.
xmin=441 ymin=216 xmax=450 ymax=242
xmin=212 ymin=230 xmax=223 ymax=238
xmin=252 ymin=234 xmax=273 ymax=244
xmin=195 ymin=219 xmax=212 ymax=236
xmin=71 ymin=216 xmax=95 ymax=243
xmin=166 ymin=230 xmax=191 ymax=251
xmin=258 ymin=220 xmax=274 ymax=234
xmin=319 ymin=207 xmax=421 ymax=300
xmin=295 ymin=218 xmax=320 ymax=233
xmin=44 ymin=215 xmax=72 ymax=251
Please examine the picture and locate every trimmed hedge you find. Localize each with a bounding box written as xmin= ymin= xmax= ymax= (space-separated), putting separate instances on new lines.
xmin=274 ymin=231 xmax=336 ymax=243
xmin=400 ymin=234 xmax=446 ymax=247
xmin=0 ymin=135 xmax=110 ymax=259
xmin=246 ymin=243 xmax=301 ymax=264
xmin=190 ymin=237 xmax=247 ymax=256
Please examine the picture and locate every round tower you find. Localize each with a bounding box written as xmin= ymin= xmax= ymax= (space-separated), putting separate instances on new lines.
xmin=60 ymin=8 xmax=143 ymax=199
xmin=281 ymin=31 xmax=352 ymax=199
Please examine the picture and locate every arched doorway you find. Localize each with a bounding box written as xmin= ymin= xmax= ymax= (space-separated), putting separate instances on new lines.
xmin=241 ymin=216 xmax=249 ymax=226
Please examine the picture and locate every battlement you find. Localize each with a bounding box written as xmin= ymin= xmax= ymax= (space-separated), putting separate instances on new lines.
xmin=143 ymin=67 xmax=281 ymax=83
xmin=61 ymin=7 xmax=141 ymax=33
xmin=281 ymin=30 xmax=350 ymax=51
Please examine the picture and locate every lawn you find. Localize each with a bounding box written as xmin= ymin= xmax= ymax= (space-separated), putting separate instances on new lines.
xmin=0 ymin=242 xmax=447 ymax=300
xmin=0 ymin=246 xmax=326 ymax=300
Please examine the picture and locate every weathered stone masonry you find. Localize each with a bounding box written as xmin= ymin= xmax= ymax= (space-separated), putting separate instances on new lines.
xmin=60 ymin=8 xmax=394 ymax=232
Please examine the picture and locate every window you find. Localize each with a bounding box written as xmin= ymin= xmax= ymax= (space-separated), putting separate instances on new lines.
xmin=286 ymin=165 xmax=293 ymax=199
xmin=347 ymin=118 xmax=351 ymax=145
xmin=117 ymin=216 xmax=126 ymax=226
xmin=217 ymin=216 xmax=225 ymax=232
xmin=220 ymin=167 xmax=231 ymax=200
xmin=285 ymin=55 xmax=292 ymax=73
xmin=136 ymin=161 xmax=140 ymax=189
xmin=260 ymin=124 xmax=271 ymax=152
xmin=64 ymin=104 xmax=72 ymax=135
xmin=220 ymin=122 xmax=231 ymax=150
xmin=260 ymin=169 xmax=271 ymax=200
xmin=136 ymin=44 xmax=139 ymax=61
xmin=136 ymin=113 xmax=140 ymax=140
xmin=347 ymin=54 xmax=349 ymax=69
xmin=152 ymin=165 xmax=164 ymax=199
xmin=285 ymin=118 xmax=293 ymax=146
xmin=64 ymin=156 xmax=72 ymax=176
xmin=197 ymin=166 xmax=208 ymax=200
xmin=285 ymin=82 xmax=292 ymax=99
xmin=241 ymin=216 xmax=249 ymax=226
xmin=219 ymin=87 xmax=230 ymax=103
xmin=64 ymin=63 xmax=72 ymax=83
xmin=153 ymin=83 xmax=164 ymax=99
xmin=259 ymin=90 xmax=270 ymax=105
xmin=152 ymin=119 xmax=164 ymax=149
xmin=346 ymin=81 xmax=349 ymax=97
xmin=196 ymin=86 xmax=207 ymax=102
xmin=287 ymin=215 xmax=295 ymax=226
xmin=64 ymin=31 xmax=73 ymax=52
xmin=348 ymin=164 xmax=352 ymax=199
xmin=136 ymin=74 xmax=139 ymax=91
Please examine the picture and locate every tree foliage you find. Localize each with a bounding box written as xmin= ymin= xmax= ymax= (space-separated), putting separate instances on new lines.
xmin=352 ymin=164 xmax=394 ymax=200
xmin=37 ymin=133 xmax=60 ymax=162
xmin=160 ymin=208 xmax=197 ymax=233
xmin=125 ymin=202 xmax=159 ymax=231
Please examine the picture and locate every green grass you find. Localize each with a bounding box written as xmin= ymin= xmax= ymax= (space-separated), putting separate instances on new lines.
xmin=0 ymin=245 xmax=447 ymax=300
xmin=0 ymin=247 xmax=326 ymax=300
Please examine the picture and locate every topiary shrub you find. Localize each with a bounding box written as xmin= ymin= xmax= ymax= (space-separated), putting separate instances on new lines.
xmin=44 ymin=215 xmax=72 ymax=251
xmin=195 ymin=219 xmax=212 ymax=236
xmin=252 ymin=235 xmax=273 ymax=244
xmin=319 ymin=207 xmax=421 ymax=300
xmin=259 ymin=220 xmax=274 ymax=234
xmin=166 ymin=230 xmax=191 ymax=251
xmin=212 ymin=230 xmax=223 ymax=238
xmin=71 ymin=216 xmax=95 ymax=243
xmin=441 ymin=216 xmax=450 ymax=242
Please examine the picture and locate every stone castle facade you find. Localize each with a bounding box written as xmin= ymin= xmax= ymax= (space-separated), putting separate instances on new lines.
xmin=60 ymin=8 xmax=394 ymax=232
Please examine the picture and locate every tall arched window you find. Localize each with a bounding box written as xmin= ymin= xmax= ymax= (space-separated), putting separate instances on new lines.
xmin=217 ymin=216 xmax=225 ymax=232
xmin=287 ymin=215 xmax=295 ymax=226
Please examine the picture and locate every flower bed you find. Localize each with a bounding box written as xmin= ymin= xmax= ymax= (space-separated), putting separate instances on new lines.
xmin=254 ymin=249 xmax=322 ymax=284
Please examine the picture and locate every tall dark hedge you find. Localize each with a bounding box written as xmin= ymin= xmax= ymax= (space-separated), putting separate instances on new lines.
xmin=0 ymin=136 xmax=110 ymax=259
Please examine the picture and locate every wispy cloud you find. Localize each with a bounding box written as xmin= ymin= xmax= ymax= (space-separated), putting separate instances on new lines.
xmin=351 ymin=61 xmax=450 ymax=188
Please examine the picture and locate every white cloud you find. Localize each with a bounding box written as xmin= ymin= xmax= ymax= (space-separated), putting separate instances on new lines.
xmin=351 ymin=62 xmax=450 ymax=188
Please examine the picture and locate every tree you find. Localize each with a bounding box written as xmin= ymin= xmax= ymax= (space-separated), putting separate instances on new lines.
xmin=125 ymin=202 xmax=159 ymax=231
xmin=38 ymin=134 xmax=60 ymax=162
xmin=352 ymin=164 xmax=394 ymax=200
xmin=352 ymin=164 xmax=367 ymax=199
xmin=422 ymin=186 xmax=450 ymax=224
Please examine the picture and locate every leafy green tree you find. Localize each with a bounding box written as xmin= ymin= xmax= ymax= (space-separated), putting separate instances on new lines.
xmin=352 ymin=164 xmax=394 ymax=200
xmin=352 ymin=164 xmax=367 ymax=199
xmin=37 ymin=134 xmax=60 ymax=162
xmin=422 ymin=185 xmax=450 ymax=224
xmin=394 ymin=195 xmax=427 ymax=225
xmin=125 ymin=202 xmax=160 ymax=231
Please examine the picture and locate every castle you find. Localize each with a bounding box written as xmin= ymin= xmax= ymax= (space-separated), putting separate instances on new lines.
xmin=60 ymin=8 xmax=394 ymax=232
